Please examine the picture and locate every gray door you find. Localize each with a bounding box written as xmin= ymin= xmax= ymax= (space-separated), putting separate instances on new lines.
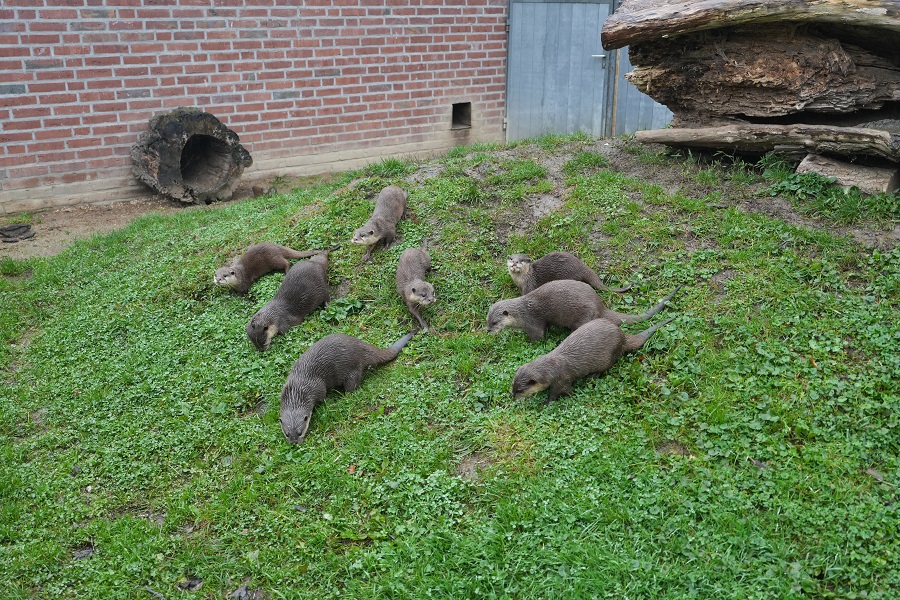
xmin=506 ymin=1 xmax=612 ymax=141
xmin=505 ymin=0 xmax=672 ymax=140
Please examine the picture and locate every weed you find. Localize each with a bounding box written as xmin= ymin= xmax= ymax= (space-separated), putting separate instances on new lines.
xmin=764 ymin=169 xmax=900 ymax=224
xmin=563 ymin=151 xmax=609 ymax=177
xmin=363 ymin=157 xmax=417 ymax=178
xmin=533 ymin=131 xmax=591 ymax=152
xmin=0 ymin=257 xmax=29 ymax=277
xmin=320 ymin=296 xmax=364 ymax=323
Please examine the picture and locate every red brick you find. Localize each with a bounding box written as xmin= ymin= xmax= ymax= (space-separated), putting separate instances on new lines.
xmin=9 ymin=164 xmax=51 ymax=178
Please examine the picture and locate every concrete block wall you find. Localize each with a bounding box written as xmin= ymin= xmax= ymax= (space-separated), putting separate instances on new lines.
xmin=0 ymin=0 xmax=508 ymax=214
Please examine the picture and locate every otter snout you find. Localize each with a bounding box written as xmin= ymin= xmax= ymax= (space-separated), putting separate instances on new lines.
xmin=280 ymin=387 xmax=314 ymax=444
xmin=506 ymin=253 xmax=532 ymax=274
xmin=511 ymin=365 xmax=549 ymax=400
xmin=280 ymin=410 xmax=313 ymax=444
xmin=247 ymin=319 xmax=278 ymax=351
xmin=352 ymin=229 xmax=379 ymax=246
xmin=486 ymin=304 xmax=515 ymax=333
xmin=213 ymin=267 xmax=236 ymax=288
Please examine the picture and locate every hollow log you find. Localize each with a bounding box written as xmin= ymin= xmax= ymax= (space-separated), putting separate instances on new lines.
xmin=634 ymin=124 xmax=900 ymax=162
xmin=601 ymin=0 xmax=900 ymax=50
xmin=796 ymin=153 xmax=900 ymax=194
xmin=625 ymin=24 xmax=900 ymax=123
xmin=131 ymin=108 xmax=253 ymax=204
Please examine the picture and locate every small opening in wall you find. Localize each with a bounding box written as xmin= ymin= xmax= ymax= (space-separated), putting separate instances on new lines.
xmin=451 ymin=102 xmax=472 ymax=129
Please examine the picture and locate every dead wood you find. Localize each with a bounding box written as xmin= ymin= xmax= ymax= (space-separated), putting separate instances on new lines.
xmin=634 ymin=124 xmax=900 ymax=162
xmin=602 ymin=0 xmax=900 ymax=50
xmin=625 ymin=25 xmax=900 ymax=122
xmin=131 ymin=108 xmax=253 ymax=205
xmin=796 ymin=154 xmax=900 ymax=194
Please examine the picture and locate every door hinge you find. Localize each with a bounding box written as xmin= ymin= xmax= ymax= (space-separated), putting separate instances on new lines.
xmin=502 ymin=117 xmax=508 ymax=130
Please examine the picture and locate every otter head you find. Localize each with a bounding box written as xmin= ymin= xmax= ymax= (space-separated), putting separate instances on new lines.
xmin=506 ymin=254 xmax=532 ymax=276
xmin=511 ymin=362 xmax=550 ymax=400
xmin=352 ymin=225 xmax=380 ymax=246
xmin=214 ymin=265 xmax=238 ymax=288
xmin=406 ymin=280 xmax=435 ymax=306
xmin=280 ymin=383 xmax=315 ymax=444
xmin=246 ymin=313 xmax=279 ymax=351
xmin=486 ymin=300 xmax=518 ymax=333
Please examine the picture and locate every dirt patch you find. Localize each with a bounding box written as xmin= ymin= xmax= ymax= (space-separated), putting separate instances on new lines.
xmin=456 ymin=452 xmax=495 ymax=480
xmin=0 ymin=198 xmax=184 ymax=260
xmin=1 ymin=138 xmax=896 ymax=261
xmin=0 ymin=172 xmax=334 ymax=261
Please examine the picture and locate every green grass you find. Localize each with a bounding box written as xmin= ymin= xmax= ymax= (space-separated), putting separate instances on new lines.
xmin=760 ymin=153 xmax=900 ymax=225
xmin=1 ymin=138 xmax=898 ymax=599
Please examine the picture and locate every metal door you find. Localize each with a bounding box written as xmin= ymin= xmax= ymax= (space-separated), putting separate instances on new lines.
xmin=505 ymin=0 xmax=672 ymax=140
xmin=506 ymin=1 xmax=612 ymax=141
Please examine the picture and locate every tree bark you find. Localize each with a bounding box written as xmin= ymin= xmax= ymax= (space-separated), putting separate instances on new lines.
xmin=601 ymin=0 xmax=900 ymax=50
xmin=625 ymin=25 xmax=900 ymax=123
xmin=634 ymin=124 xmax=900 ymax=162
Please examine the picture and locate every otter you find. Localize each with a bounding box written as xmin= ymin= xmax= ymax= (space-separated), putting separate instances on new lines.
xmin=279 ymin=329 xmax=419 ymax=444
xmin=395 ymin=244 xmax=435 ymax=330
xmin=351 ymin=185 xmax=407 ymax=261
xmin=246 ymin=251 xmax=330 ymax=351
xmin=214 ymin=243 xmax=321 ymax=294
xmin=512 ymin=316 xmax=675 ymax=403
xmin=507 ymin=251 xmax=631 ymax=295
xmin=486 ymin=279 xmax=679 ymax=341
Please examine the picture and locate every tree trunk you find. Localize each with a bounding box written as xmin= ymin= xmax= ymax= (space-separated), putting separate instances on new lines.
xmin=131 ymin=108 xmax=253 ymax=205
xmin=601 ymin=0 xmax=900 ymax=50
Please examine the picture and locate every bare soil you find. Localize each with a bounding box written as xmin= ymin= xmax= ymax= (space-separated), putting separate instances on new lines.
xmin=1 ymin=138 xmax=896 ymax=261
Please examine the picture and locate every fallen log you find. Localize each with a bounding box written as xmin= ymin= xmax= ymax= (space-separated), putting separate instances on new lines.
xmin=131 ymin=108 xmax=253 ymax=205
xmin=634 ymin=124 xmax=900 ymax=162
xmin=601 ymin=0 xmax=900 ymax=50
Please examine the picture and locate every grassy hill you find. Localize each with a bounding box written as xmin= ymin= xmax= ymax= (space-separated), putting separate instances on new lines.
xmin=1 ymin=134 xmax=898 ymax=598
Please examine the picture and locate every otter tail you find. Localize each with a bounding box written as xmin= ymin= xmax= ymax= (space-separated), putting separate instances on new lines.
xmin=585 ymin=269 xmax=632 ymax=293
xmin=623 ymin=316 xmax=676 ymax=353
xmin=599 ymin=281 xmax=633 ymax=293
xmin=604 ymin=285 xmax=681 ymax=325
xmin=308 ymin=245 xmax=339 ymax=266
xmin=283 ymin=247 xmax=323 ymax=260
xmin=385 ymin=328 xmax=419 ymax=358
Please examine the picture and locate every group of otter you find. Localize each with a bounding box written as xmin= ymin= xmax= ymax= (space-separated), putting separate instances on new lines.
xmin=214 ymin=185 xmax=679 ymax=444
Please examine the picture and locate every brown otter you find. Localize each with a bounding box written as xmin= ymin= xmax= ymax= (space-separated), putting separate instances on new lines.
xmin=246 ymin=251 xmax=330 ymax=351
xmin=279 ymin=329 xmax=419 ymax=444
xmin=486 ymin=279 xmax=679 ymax=341
xmin=395 ymin=244 xmax=435 ymax=330
xmin=512 ymin=316 xmax=675 ymax=403
xmin=214 ymin=243 xmax=321 ymax=294
xmin=351 ymin=185 xmax=407 ymax=261
xmin=506 ymin=251 xmax=631 ymax=295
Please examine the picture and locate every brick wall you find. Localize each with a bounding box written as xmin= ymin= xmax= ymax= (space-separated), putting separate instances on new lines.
xmin=0 ymin=0 xmax=508 ymax=214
